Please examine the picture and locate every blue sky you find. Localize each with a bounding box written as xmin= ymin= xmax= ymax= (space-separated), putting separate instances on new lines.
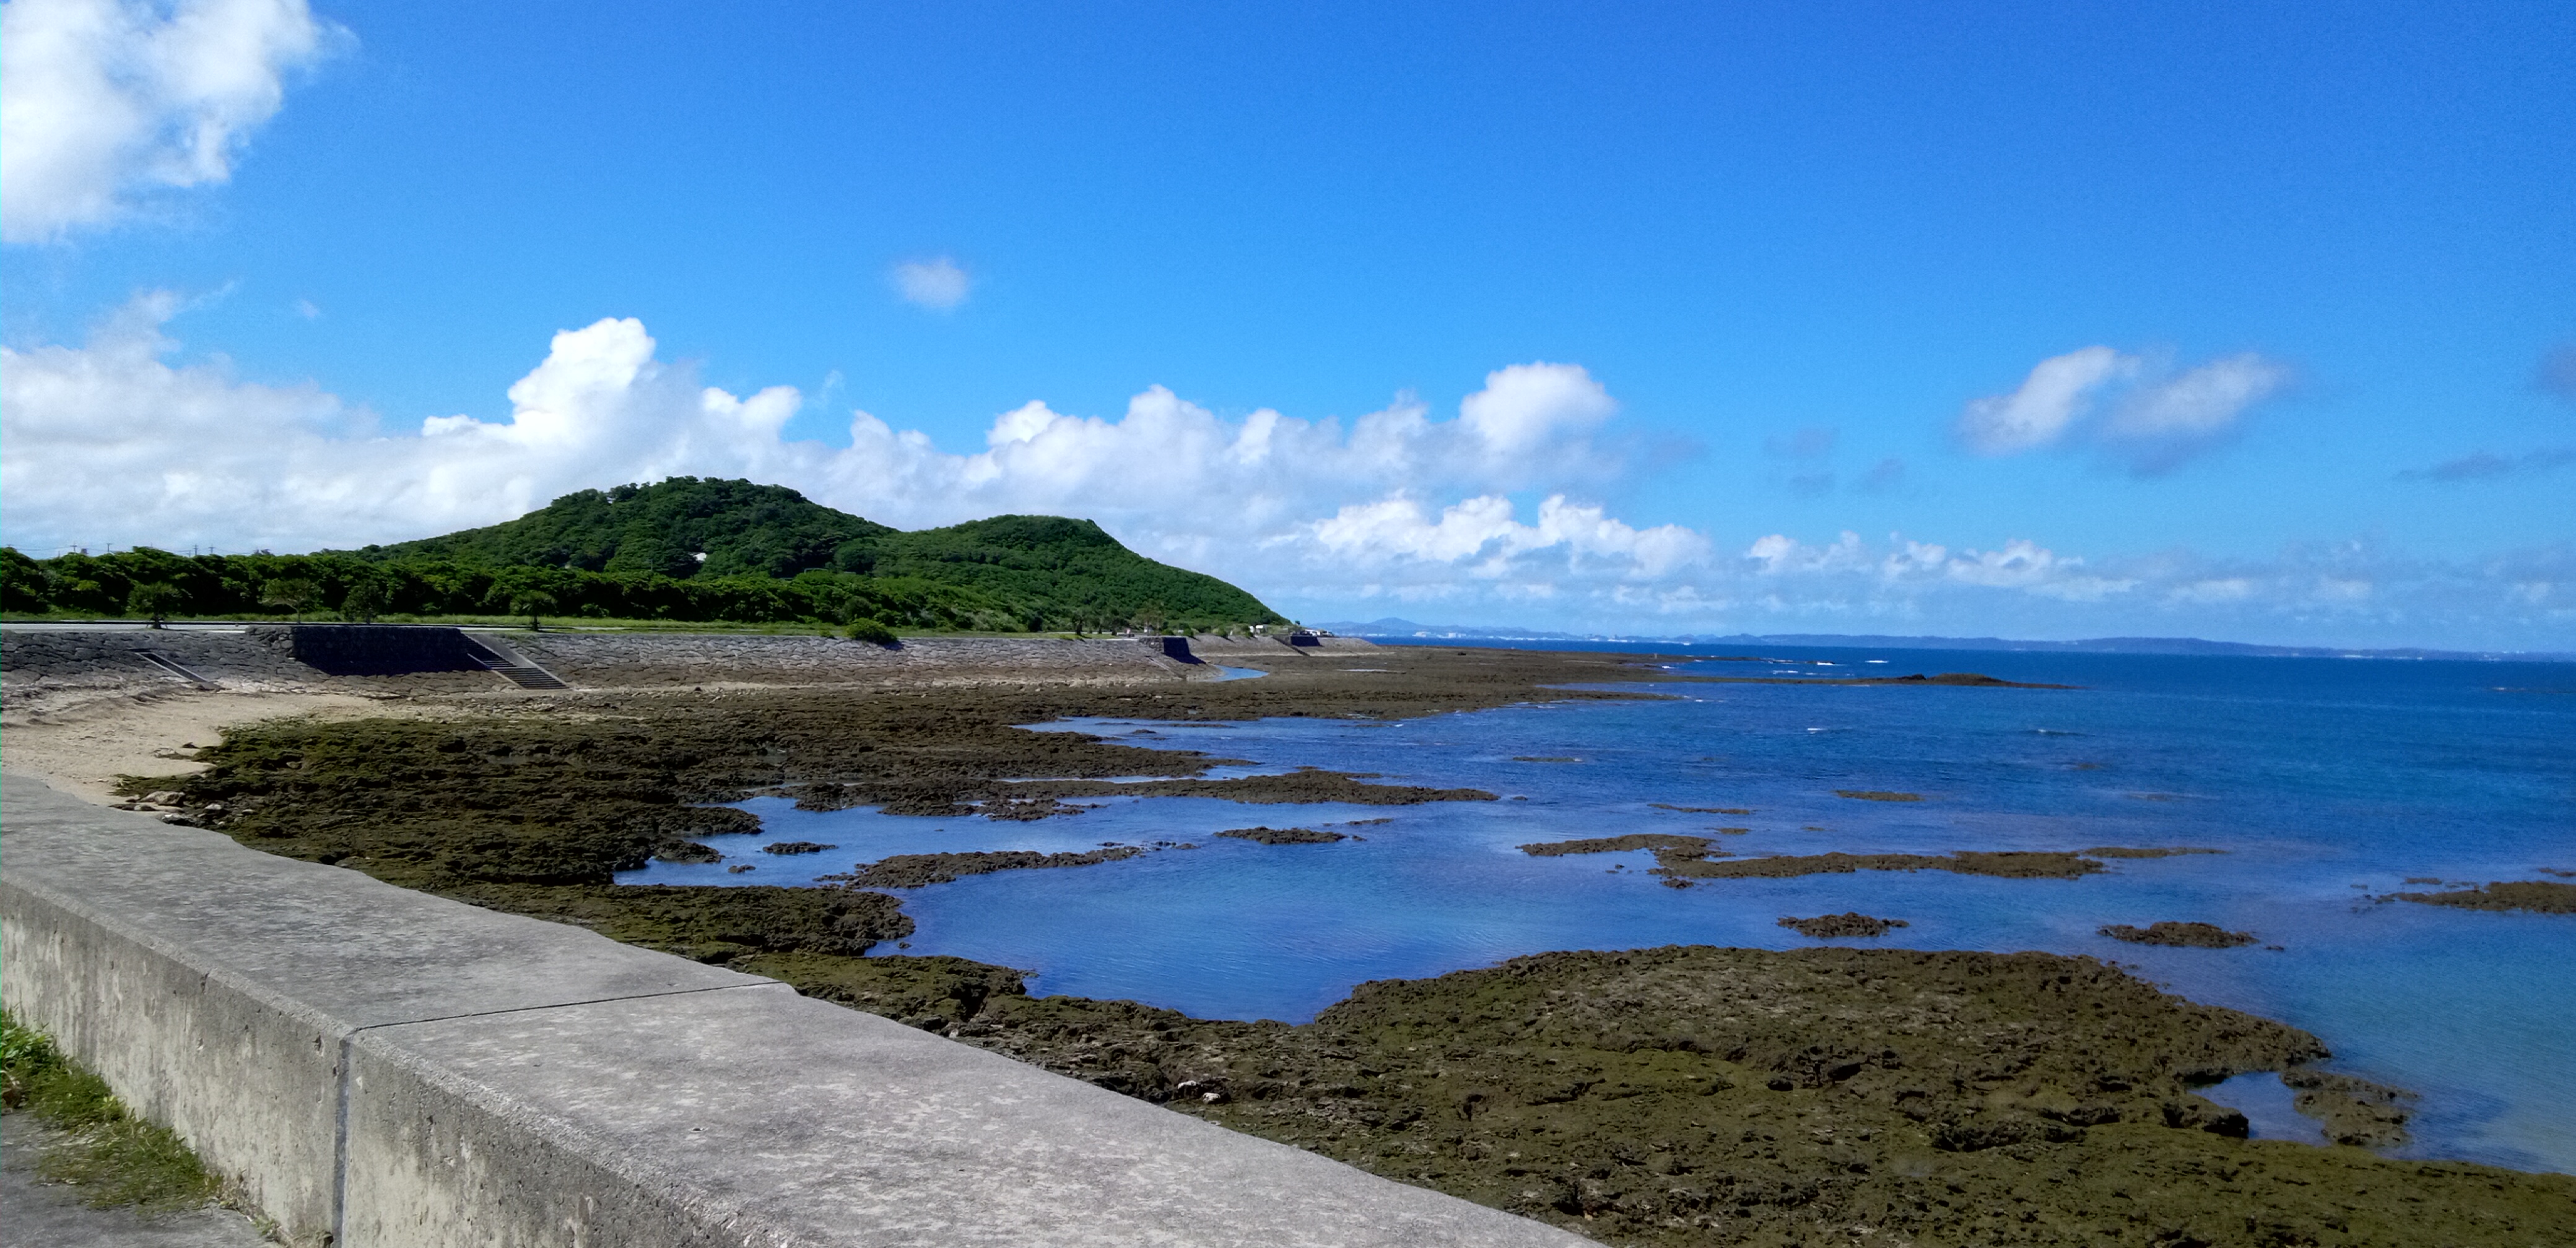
xmin=3 ymin=1 xmax=2571 ymax=648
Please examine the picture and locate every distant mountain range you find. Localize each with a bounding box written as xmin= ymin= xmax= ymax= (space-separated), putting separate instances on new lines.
xmin=1312 ymin=617 xmax=2574 ymax=662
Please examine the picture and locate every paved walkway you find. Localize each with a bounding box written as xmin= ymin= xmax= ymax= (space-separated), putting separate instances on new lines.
xmin=0 ymin=1116 xmax=268 ymax=1248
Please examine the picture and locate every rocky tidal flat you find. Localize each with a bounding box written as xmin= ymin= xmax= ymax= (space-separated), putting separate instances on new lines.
xmin=103 ymin=643 xmax=2576 ymax=1245
xmin=2391 ymin=880 xmax=2576 ymax=914
xmin=1216 ymin=825 xmax=1349 ymax=845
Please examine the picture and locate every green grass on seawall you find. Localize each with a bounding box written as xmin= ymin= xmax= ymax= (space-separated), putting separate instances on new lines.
xmin=1 ymin=1009 xmax=222 ymax=1212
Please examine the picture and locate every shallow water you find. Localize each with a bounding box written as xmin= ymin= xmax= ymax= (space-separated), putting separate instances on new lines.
xmin=618 ymin=645 xmax=2576 ymax=1173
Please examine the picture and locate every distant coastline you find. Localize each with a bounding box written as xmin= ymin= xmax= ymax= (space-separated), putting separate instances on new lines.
xmin=1313 ymin=617 xmax=2576 ymax=663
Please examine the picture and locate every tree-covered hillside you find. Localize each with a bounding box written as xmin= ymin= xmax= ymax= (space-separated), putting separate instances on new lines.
xmin=363 ymin=479 xmax=894 ymax=579
xmin=2 ymin=479 xmax=1286 ymax=633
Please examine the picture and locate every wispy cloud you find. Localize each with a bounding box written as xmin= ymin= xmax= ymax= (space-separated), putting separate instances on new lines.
xmin=1856 ymin=456 xmax=1906 ymax=494
xmin=0 ymin=0 xmax=339 ymax=243
xmin=1956 ymin=346 xmax=2293 ymax=474
xmin=890 ymin=256 xmax=972 ymax=311
xmin=1712 ymin=531 xmax=2569 ymax=649
xmin=2538 ymin=341 xmax=2576 ymax=402
xmin=1763 ymin=426 xmax=1836 ymax=459
xmin=1956 ymin=345 xmax=2133 ymax=455
xmin=2400 ymin=447 xmax=2576 ymax=482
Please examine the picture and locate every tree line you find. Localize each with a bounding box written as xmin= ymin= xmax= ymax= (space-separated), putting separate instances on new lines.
xmin=0 ymin=547 xmax=1259 ymax=636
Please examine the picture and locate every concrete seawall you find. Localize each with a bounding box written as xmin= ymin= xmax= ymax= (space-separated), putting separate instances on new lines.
xmin=1 ymin=774 xmax=1581 ymax=1247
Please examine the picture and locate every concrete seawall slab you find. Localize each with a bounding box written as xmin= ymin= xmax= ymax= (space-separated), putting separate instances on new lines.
xmin=1 ymin=773 xmax=1585 ymax=1247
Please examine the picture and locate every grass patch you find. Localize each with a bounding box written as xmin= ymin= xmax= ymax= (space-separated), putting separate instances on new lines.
xmin=1 ymin=1009 xmax=220 ymax=1213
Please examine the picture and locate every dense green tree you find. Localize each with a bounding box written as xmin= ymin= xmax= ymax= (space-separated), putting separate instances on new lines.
xmin=508 ymin=589 xmax=559 ymax=630
xmin=340 ymin=578 xmax=389 ymax=623
xmin=125 ymin=582 xmax=182 ymax=627
xmin=260 ymin=578 xmax=321 ymax=617
xmin=2 ymin=547 xmax=53 ymax=613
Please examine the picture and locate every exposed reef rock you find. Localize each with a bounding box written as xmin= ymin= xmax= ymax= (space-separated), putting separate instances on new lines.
xmin=761 ymin=840 xmax=837 ymax=855
xmin=975 ymin=795 xmax=1094 ymax=821
xmin=1660 ymin=850 xmax=2110 ymax=881
xmin=1520 ymin=833 xmax=1721 ymax=859
xmin=114 ymin=647 xmax=2576 ymax=1246
xmin=827 ymin=847 xmax=1146 ymax=890
xmin=1679 ymin=670 xmax=2078 ymax=689
xmin=2081 ymin=846 xmax=2226 ymax=859
xmin=596 ymin=884 xmax=909 ymax=961
xmin=739 ymin=944 xmax=2574 ymax=1246
xmin=1777 ymin=912 xmax=1908 ymax=938
xmin=789 ymin=769 xmax=1495 ymax=819
xmin=1650 ymin=803 xmax=1751 ymax=815
xmin=2391 ymin=880 xmax=2576 ymax=914
xmin=2101 ymin=921 xmax=2257 ymax=948
xmin=1516 ymin=838 xmax=2204 ymax=886
xmin=1216 ymin=826 xmax=1347 ymax=845
xmin=2284 ymin=1069 xmax=2419 ymax=1148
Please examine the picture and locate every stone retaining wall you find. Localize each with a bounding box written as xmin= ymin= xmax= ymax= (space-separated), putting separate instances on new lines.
xmin=505 ymin=631 xmax=1206 ymax=687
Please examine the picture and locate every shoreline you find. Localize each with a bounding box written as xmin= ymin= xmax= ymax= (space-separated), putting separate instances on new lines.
xmin=8 ymin=633 xmax=2574 ymax=1242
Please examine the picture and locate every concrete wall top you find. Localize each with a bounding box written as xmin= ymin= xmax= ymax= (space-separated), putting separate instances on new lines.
xmin=1 ymin=774 xmax=1586 ymax=1247
xmin=1 ymin=777 xmax=758 ymax=1027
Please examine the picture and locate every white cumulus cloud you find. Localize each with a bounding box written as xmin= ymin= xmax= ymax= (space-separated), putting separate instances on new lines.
xmin=1955 ymin=345 xmax=2133 ymax=455
xmin=890 ymin=256 xmax=972 ymax=311
xmin=1458 ymin=361 xmax=1617 ymax=458
xmin=1957 ymin=345 xmax=2291 ymax=474
xmin=4 ymin=302 xmax=2559 ymax=649
xmin=1310 ymin=495 xmax=1705 ymax=581
xmin=0 ymin=301 xmax=1659 ymax=590
xmin=0 ymin=0 xmax=334 ymax=243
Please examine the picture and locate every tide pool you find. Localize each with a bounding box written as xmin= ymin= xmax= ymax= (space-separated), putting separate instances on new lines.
xmin=617 ymin=646 xmax=2576 ymax=1174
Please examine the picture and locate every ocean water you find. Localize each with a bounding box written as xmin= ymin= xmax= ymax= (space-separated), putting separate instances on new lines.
xmin=616 ymin=645 xmax=2576 ymax=1174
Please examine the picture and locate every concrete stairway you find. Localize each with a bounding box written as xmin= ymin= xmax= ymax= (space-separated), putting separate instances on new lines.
xmin=134 ymin=649 xmax=219 ymax=689
xmin=459 ymin=636 xmax=570 ymax=690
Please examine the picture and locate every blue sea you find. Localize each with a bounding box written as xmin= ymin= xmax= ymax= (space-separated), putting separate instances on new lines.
xmin=617 ymin=644 xmax=2576 ymax=1174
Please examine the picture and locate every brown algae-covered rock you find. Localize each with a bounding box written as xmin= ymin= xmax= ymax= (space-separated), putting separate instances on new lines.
xmin=1777 ymin=912 xmax=1909 ymax=938
xmin=2100 ymin=921 xmax=2258 ymax=948
xmin=1519 ymin=833 xmax=1720 ymax=857
xmin=2392 ymin=880 xmax=2576 ymax=914
xmin=829 ymin=847 xmax=1143 ymax=889
xmin=2283 ymin=1068 xmax=2419 ymax=1148
xmin=1660 ymin=849 xmax=2107 ymax=880
xmin=1216 ymin=826 xmax=1348 ymax=844
xmin=755 ymin=944 xmax=2576 ymax=1246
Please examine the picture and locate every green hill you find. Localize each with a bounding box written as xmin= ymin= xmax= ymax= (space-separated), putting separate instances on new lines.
xmin=363 ymin=479 xmax=894 ymax=579
xmin=2 ymin=479 xmax=1287 ymax=633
